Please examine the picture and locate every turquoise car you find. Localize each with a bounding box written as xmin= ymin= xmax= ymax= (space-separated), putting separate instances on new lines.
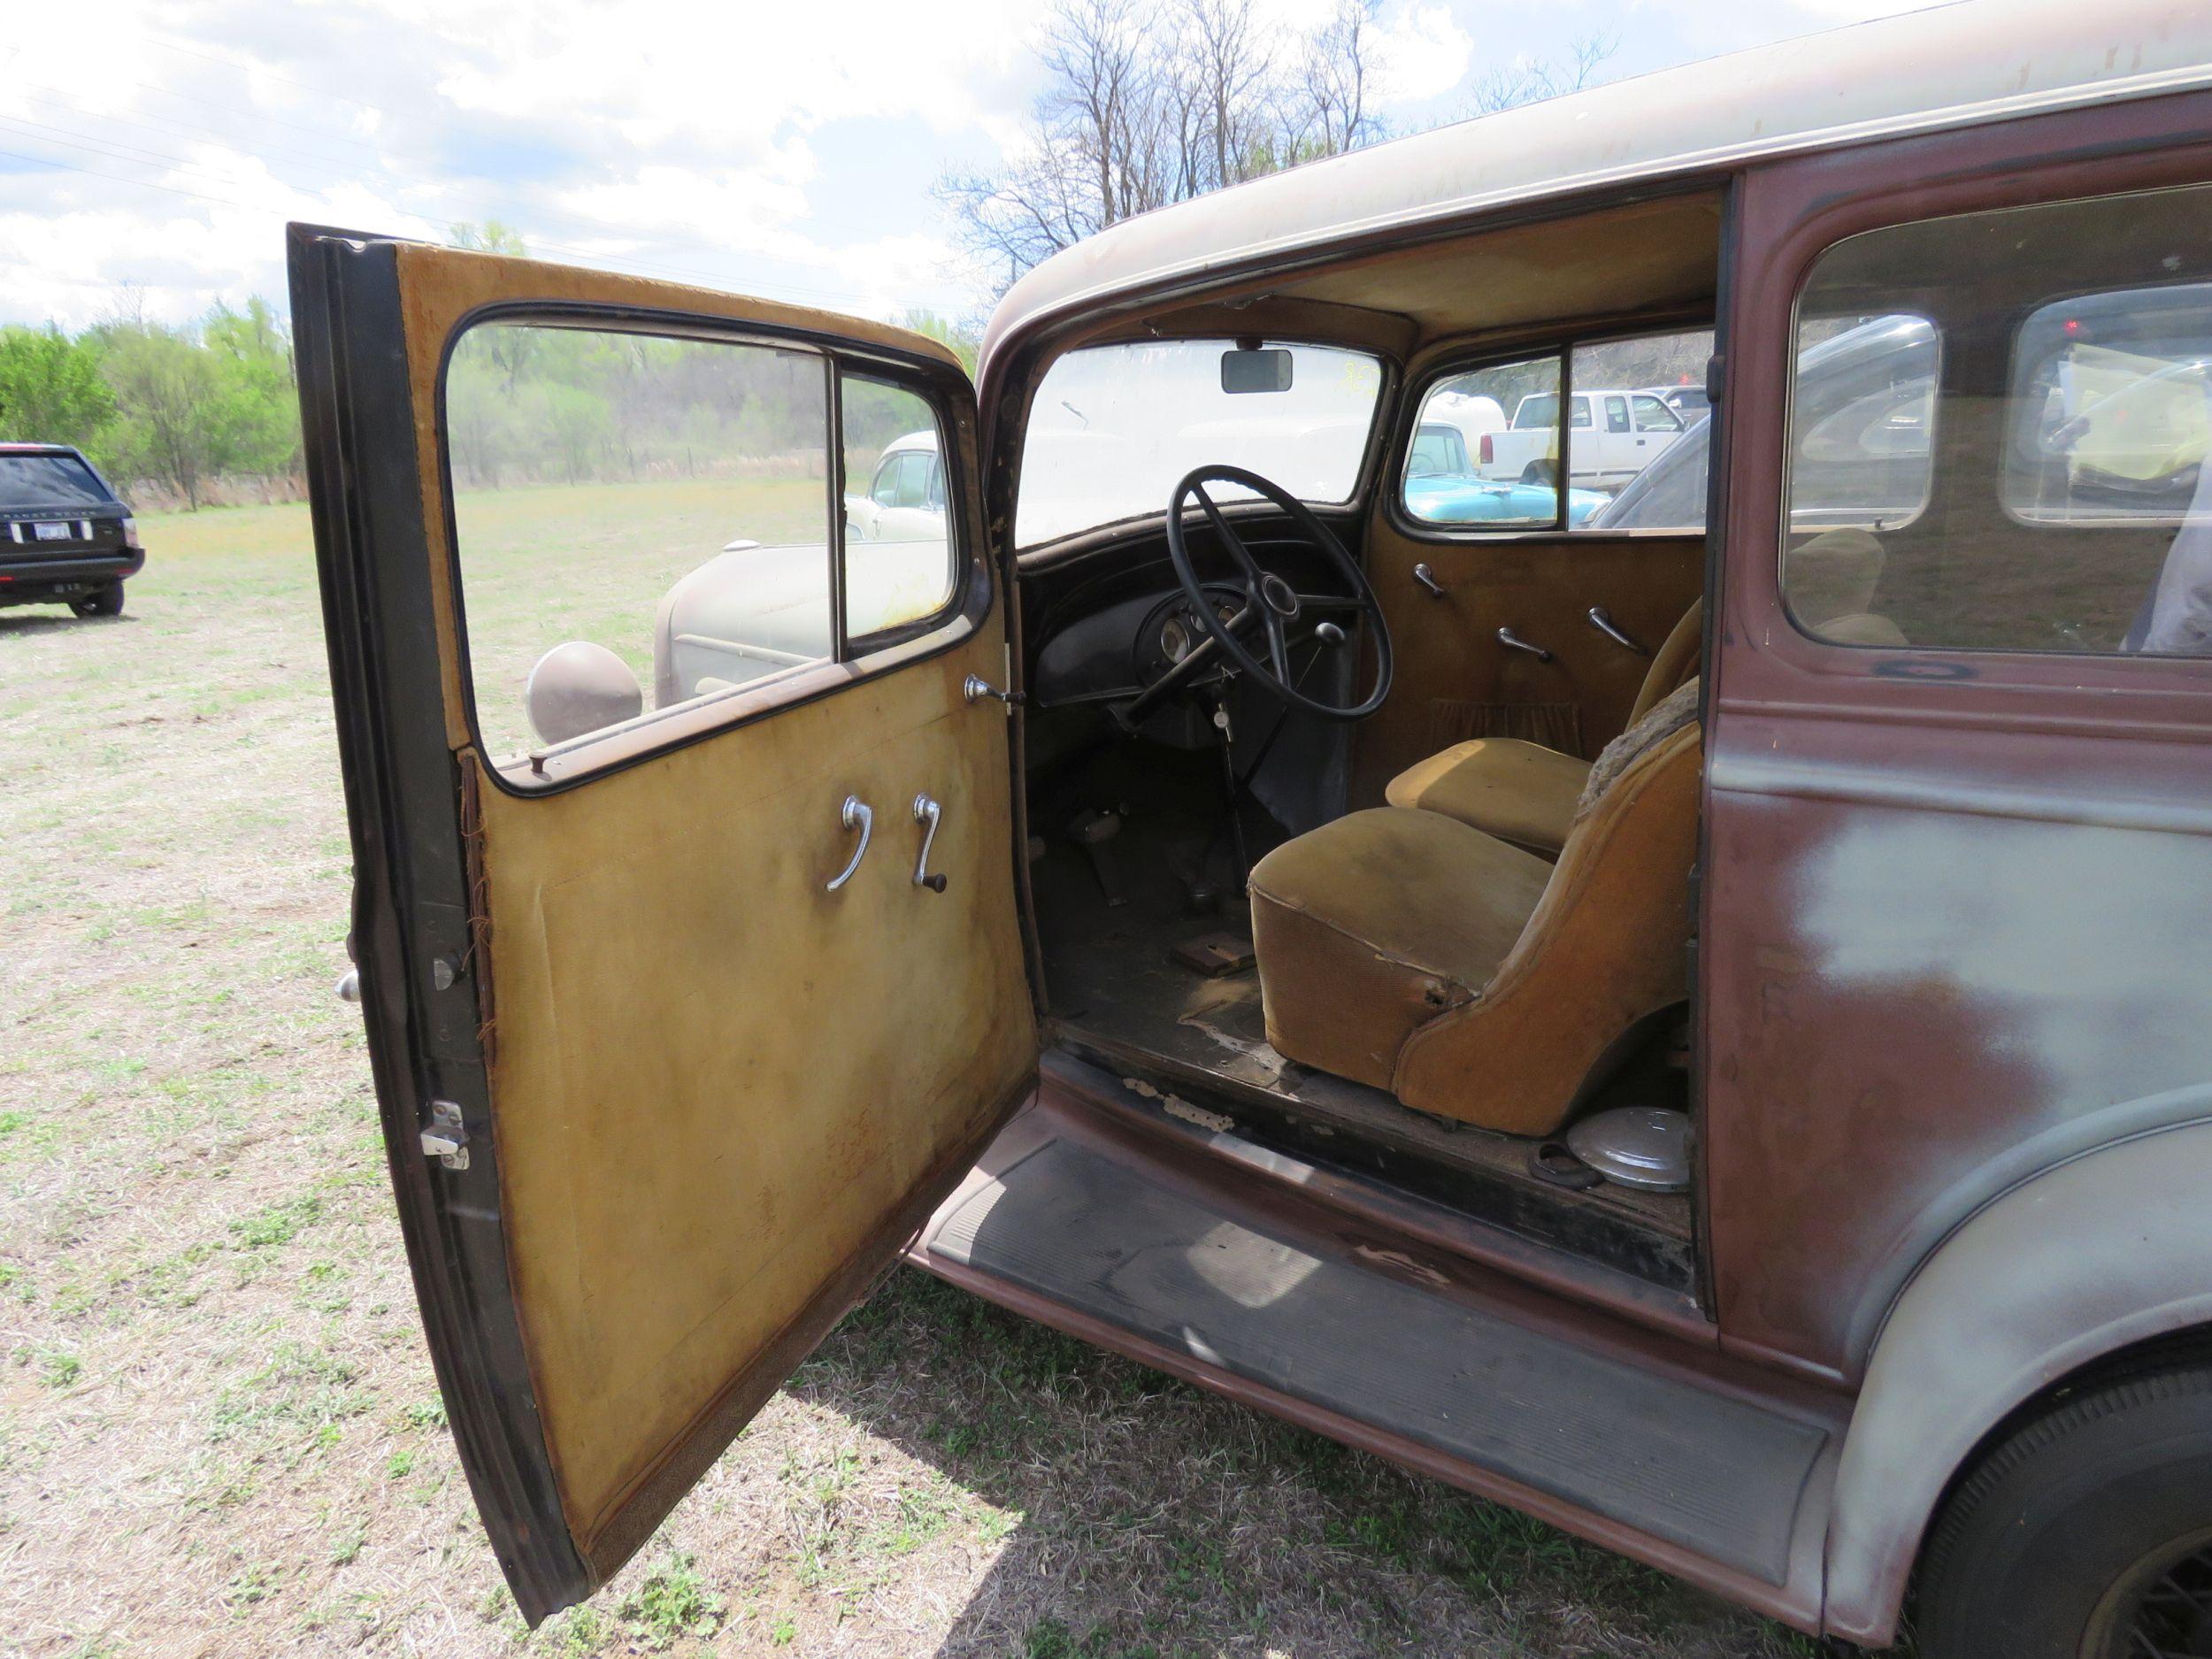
xmin=1403 ymin=422 xmax=1606 ymax=526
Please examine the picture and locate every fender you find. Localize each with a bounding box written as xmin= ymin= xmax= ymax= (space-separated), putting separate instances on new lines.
xmin=1823 ymin=1110 xmax=2212 ymax=1644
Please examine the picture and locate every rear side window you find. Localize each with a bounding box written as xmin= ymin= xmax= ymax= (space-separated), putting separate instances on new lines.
xmin=0 ymin=453 xmax=108 ymax=510
xmin=1784 ymin=183 xmax=2212 ymax=657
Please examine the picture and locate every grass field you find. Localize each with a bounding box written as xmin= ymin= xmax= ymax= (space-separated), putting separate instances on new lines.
xmin=0 ymin=489 xmax=1809 ymax=1658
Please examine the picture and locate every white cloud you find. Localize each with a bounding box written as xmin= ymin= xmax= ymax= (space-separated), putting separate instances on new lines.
xmin=0 ymin=0 xmax=1947 ymax=330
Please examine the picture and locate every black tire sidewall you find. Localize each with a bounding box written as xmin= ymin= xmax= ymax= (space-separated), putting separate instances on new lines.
xmin=1920 ymin=1380 xmax=2212 ymax=1659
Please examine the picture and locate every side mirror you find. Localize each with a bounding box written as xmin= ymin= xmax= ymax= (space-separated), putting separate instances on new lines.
xmin=525 ymin=641 xmax=643 ymax=746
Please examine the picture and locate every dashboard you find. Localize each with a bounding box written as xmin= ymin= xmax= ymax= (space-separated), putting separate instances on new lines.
xmin=1030 ymin=580 xmax=1249 ymax=710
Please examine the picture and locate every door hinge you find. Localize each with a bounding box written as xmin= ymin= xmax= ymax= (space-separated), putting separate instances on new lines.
xmin=421 ymin=1099 xmax=470 ymax=1170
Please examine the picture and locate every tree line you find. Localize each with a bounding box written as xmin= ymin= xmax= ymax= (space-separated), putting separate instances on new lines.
xmin=0 ymin=298 xmax=300 ymax=510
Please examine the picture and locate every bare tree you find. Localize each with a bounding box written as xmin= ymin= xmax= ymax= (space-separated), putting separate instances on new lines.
xmin=1462 ymin=30 xmax=1619 ymax=117
xmin=1292 ymin=0 xmax=1387 ymax=159
xmin=937 ymin=0 xmax=1394 ymax=294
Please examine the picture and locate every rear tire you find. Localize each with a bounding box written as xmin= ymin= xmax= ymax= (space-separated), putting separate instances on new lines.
xmin=1520 ymin=458 xmax=1557 ymax=487
xmin=70 ymin=582 xmax=123 ymax=618
xmin=1916 ymin=1363 xmax=2212 ymax=1659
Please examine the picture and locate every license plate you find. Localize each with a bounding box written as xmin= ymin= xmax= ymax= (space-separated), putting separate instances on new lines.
xmin=32 ymin=522 xmax=70 ymax=541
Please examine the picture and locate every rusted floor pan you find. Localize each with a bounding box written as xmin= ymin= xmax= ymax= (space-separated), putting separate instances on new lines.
xmin=922 ymin=1122 xmax=1827 ymax=1589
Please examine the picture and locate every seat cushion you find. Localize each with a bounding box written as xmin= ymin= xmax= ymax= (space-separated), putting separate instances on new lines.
xmin=1383 ymin=739 xmax=1592 ymax=856
xmin=1248 ymin=808 xmax=1554 ymax=1091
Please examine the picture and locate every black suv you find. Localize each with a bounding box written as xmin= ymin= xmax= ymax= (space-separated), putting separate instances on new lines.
xmin=0 ymin=443 xmax=142 ymax=617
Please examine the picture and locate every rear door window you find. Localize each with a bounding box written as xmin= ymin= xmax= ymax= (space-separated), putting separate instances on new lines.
xmin=1783 ymin=182 xmax=2212 ymax=657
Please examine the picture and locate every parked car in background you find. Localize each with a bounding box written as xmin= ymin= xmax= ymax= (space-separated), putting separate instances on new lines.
xmin=1642 ymin=382 xmax=1711 ymax=420
xmin=846 ymin=427 xmax=946 ymax=541
xmin=1403 ymin=419 xmax=1606 ymax=526
xmin=0 ymin=443 xmax=142 ymax=618
xmin=1478 ymin=388 xmax=1686 ymax=488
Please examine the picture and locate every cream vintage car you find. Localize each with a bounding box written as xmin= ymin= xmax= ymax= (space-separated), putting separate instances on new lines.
xmin=296 ymin=6 xmax=2212 ymax=1654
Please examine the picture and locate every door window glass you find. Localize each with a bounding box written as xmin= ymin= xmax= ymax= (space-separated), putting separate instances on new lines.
xmin=1398 ymin=352 xmax=1563 ymax=528
xmin=1784 ymin=183 xmax=2212 ymax=657
xmin=445 ymin=322 xmax=833 ymax=764
xmin=841 ymin=374 xmax=958 ymax=638
xmin=1569 ymin=326 xmax=1716 ymax=532
xmin=1017 ymin=339 xmax=1383 ymax=549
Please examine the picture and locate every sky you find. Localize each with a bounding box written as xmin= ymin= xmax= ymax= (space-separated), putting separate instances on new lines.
xmin=0 ymin=0 xmax=1935 ymax=334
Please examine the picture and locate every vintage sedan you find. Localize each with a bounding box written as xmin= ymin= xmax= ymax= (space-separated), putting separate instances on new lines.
xmin=293 ymin=5 xmax=2212 ymax=1655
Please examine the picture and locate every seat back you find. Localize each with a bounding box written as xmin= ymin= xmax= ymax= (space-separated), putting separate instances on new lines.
xmin=1628 ymin=599 xmax=1703 ymax=725
xmin=1392 ymin=680 xmax=1703 ymax=1135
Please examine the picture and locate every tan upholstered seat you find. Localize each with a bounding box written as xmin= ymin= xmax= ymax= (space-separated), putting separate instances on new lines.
xmin=1384 ymin=598 xmax=1702 ymax=856
xmin=1251 ymin=680 xmax=1703 ymax=1135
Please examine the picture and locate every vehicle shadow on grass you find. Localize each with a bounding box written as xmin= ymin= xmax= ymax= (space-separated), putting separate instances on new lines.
xmin=0 ymin=610 xmax=136 ymax=638
xmin=781 ymin=1265 xmax=1829 ymax=1659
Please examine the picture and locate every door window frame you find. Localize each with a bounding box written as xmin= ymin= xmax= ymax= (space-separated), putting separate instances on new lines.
xmin=1719 ymin=91 xmax=2212 ymax=726
xmin=1385 ymin=314 xmax=1719 ymax=544
xmin=431 ymin=301 xmax=992 ymax=796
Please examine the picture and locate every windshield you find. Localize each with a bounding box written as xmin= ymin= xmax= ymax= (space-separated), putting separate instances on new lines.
xmin=0 ymin=452 xmax=110 ymax=511
xmin=1015 ymin=339 xmax=1383 ymax=549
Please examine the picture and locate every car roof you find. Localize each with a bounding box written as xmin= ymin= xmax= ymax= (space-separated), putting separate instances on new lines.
xmin=879 ymin=429 xmax=937 ymax=457
xmin=981 ymin=0 xmax=2212 ymax=378
xmin=0 ymin=442 xmax=87 ymax=457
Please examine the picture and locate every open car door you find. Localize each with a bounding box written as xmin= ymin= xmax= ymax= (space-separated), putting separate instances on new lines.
xmin=288 ymin=225 xmax=1038 ymax=1619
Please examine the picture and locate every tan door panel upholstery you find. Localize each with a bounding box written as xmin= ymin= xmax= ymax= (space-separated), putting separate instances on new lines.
xmin=1385 ymin=599 xmax=1703 ymax=856
xmin=1251 ymin=682 xmax=1702 ymax=1135
xmin=477 ymin=641 xmax=1033 ymax=1556
xmin=1350 ymin=522 xmax=1703 ymax=809
xmin=384 ymin=243 xmax=1038 ymax=1572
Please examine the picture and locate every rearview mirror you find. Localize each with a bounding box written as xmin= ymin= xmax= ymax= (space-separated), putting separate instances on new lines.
xmin=1221 ymin=347 xmax=1293 ymax=395
xmin=525 ymin=641 xmax=644 ymax=746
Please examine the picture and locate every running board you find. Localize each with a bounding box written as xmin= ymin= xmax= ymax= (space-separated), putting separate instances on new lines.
xmin=917 ymin=1098 xmax=1839 ymax=1625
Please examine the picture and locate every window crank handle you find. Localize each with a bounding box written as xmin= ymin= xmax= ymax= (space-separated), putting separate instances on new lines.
xmin=911 ymin=794 xmax=948 ymax=893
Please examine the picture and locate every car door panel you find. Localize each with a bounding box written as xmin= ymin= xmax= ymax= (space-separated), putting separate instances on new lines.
xmin=289 ymin=225 xmax=1036 ymax=1617
xmin=1352 ymin=516 xmax=1705 ymax=800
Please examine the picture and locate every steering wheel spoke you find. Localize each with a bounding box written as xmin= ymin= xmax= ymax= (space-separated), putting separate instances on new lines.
xmin=1164 ymin=464 xmax=1394 ymax=722
xmin=1193 ymin=485 xmax=1264 ymax=583
xmin=1260 ymin=611 xmax=1293 ymax=680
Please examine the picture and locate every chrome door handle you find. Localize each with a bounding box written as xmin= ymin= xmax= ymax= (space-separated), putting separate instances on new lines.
xmin=911 ymin=795 xmax=948 ymax=893
xmin=826 ymin=795 xmax=872 ymax=892
xmin=1411 ymin=562 xmax=1448 ymax=599
xmin=1496 ymin=626 xmax=1554 ymax=663
xmin=963 ymin=673 xmax=1025 ymax=707
xmin=1586 ymin=606 xmax=1649 ymax=656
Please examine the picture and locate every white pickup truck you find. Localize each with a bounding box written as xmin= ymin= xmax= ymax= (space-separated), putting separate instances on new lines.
xmin=1475 ymin=388 xmax=1686 ymax=489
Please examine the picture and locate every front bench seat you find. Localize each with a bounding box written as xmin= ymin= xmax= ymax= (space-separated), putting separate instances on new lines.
xmin=1384 ymin=597 xmax=1702 ymax=857
xmin=1249 ymin=680 xmax=1702 ymax=1135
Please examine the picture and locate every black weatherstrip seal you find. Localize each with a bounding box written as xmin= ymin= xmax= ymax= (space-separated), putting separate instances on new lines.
xmin=287 ymin=223 xmax=591 ymax=1621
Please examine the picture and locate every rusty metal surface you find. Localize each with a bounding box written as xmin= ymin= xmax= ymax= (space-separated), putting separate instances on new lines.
xmin=1703 ymin=95 xmax=2212 ymax=1389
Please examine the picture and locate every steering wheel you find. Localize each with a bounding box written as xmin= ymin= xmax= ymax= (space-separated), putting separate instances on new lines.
xmin=1163 ymin=465 xmax=1393 ymax=721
